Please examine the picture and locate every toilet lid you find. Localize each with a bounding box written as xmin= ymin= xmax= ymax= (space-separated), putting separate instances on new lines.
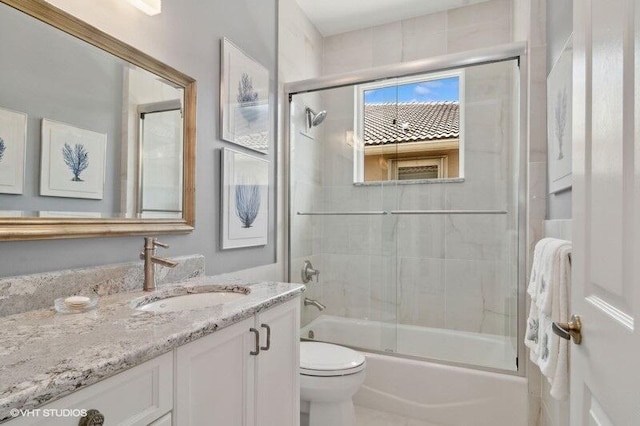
xmin=300 ymin=342 xmax=366 ymax=377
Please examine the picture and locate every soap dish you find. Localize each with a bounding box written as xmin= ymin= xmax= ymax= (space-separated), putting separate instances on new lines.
xmin=54 ymin=295 xmax=99 ymax=314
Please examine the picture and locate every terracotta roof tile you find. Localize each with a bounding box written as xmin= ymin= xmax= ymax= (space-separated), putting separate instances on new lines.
xmin=364 ymin=102 xmax=459 ymax=145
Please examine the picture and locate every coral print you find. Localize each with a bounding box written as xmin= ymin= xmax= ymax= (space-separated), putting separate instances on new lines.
xmin=235 ymin=178 xmax=261 ymax=228
xmin=62 ymin=143 xmax=89 ymax=182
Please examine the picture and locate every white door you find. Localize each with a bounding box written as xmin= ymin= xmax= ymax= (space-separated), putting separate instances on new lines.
xmin=175 ymin=317 xmax=256 ymax=426
xmin=255 ymin=298 xmax=300 ymax=426
xmin=572 ymin=0 xmax=640 ymax=424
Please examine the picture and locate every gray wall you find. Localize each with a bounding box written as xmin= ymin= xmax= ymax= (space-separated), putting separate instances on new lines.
xmin=0 ymin=4 xmax=123 ymax=213
xmin=0 ymin=0 xmax=277 ymax=278
xmin=546 ymin=0 xmax=572 ymax=219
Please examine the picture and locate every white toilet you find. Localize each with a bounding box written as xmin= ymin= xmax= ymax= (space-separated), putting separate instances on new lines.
xmin=300 ymin=342 xmax=366 ymax=426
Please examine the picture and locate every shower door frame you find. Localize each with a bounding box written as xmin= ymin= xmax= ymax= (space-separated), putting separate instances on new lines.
xmin=283 ymin=41 xmax=529 ymax=377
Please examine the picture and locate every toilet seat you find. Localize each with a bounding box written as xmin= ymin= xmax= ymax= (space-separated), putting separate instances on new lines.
xmin=300 ymin=342 xmax=366 ymax=377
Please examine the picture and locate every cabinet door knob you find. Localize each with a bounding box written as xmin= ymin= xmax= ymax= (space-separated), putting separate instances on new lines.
xmin=249 ymin=328 xmax=260 ymax=356
xmin=260 ymin=323 xmax=271 ymax=351
xmin=78 ymin=409 xmax=104 ymax=426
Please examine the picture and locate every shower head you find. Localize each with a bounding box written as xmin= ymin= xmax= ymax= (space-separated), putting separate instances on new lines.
xmin=306 ymin=107 xmax=327 ymax=128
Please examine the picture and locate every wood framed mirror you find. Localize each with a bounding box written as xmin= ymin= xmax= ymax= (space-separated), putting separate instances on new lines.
xmin=0 ymin=0 xmax=196 ymax=240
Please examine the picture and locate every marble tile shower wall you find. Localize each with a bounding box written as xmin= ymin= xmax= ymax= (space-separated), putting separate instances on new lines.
xmin=321 ymin=0 xmax=512 ymax=75
xmin=312 ymin=0 xmax=518 ymax=336
xmin=290 ymin=92 xmax=326 ymax=328
xmin=279 ymin=0 xmax=323 ymax=84
xmin=279 ymin=0 xmax=324 ymax=326
xmin=290 ymin=92 xmax=324 ymax=259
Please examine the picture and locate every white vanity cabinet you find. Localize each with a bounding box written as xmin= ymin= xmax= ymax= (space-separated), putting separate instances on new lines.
xmin=254 ymin=299 xmax=300 ymax=426
xmin=175 ymin=316 xmax=256 ymax=425
xmin=175 ymin=298 xmax=300 ymax=426
xmin=7 ymin=296 xmax=300 ymax=426
xmin=8 ymin=352 xmax=174 ymax=426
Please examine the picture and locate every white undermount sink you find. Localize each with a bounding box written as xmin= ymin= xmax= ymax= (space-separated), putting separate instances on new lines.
xmin=133 ymin=285 xmax=250 ymax=313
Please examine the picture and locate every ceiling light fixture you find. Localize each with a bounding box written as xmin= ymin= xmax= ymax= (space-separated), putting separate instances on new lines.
xmin=126 ymin=0 xmax=161 ymax=16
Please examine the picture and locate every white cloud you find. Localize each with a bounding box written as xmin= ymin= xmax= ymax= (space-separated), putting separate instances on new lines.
xmin=414 ymin=80 xmax=444 ymax=96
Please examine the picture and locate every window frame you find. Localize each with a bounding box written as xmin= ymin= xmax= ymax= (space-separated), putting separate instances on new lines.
xmin=353 ymin=69 xmax=466 ymax=184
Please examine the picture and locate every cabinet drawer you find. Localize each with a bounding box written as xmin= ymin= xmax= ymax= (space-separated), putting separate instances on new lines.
xmin=8 ymin=351 xmax=173 ymax=426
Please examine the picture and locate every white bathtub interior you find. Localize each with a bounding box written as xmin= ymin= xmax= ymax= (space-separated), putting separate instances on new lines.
xmin=354 ymin=351 xmax=527 ymax=426
xmin=301 ymin=314 xmax=516 ymax=371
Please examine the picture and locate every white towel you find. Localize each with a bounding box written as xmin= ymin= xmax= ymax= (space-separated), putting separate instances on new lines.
xmin=538 ymin=314 xmax=557 ymax=376
xmin=539 ymin=239 xmax=570 ymax=315
xmin=525 ymin=238 xmax=571 ymax=400
xmin=527 ymin=238 xmax=551 ymax=299
xmin=549 ymin=244 xmax=572 ymax=399
xmin=525 ymin=298 xmax=541 ymax=363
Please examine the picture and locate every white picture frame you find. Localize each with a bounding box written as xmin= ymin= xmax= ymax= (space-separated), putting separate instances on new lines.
xmin=221 ymin=147 xmax=269 ymax=249
xmin=547 ymin=36 xmax=573 ymax=194
xmin=39 ymin=211 xmax=103 ymax=218
xmin=0 ymin=107 xmax=27 ymax=195
xmin=40 ymin=119 xmax=107 ymax=200
xmin=220 ymin=37 xmax=270 ymax=154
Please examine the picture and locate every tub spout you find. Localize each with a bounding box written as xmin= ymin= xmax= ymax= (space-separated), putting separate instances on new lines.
xmin=304 ymin=298 xmax=326 ymax=311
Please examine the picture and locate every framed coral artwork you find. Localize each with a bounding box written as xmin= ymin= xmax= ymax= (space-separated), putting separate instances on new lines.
xmin=0 ymin=106 xmax=27 ymax=195
xmin=547 ymin=36 xmax=572 ymax=194
xmin=221 ymin=147 xmax=269 ymax=249
xmin=40 ymin=119 xmax=107 ymax=200
xmin=220 ymin=37 xmax=270 ymax=154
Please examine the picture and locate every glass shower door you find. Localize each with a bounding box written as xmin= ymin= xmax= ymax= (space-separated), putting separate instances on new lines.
xmin=290 ymin=85 xmax=398 ymax=354
xmin=289 ymin=56 xmax=521 ymax=372
xmin=388 ymin=59 xmax=520 ymax=371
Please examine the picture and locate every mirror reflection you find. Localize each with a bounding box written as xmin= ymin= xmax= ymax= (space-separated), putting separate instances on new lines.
xmin=0 ymin=1 xmax=184 ymax=219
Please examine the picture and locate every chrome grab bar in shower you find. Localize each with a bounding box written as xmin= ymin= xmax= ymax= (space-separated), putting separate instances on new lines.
xmin=296 ymin=211 xmax=388 ymax=216
xmin=389 ymin=210 xmax=508 ymax=215
xmin=296 ymin=210 xmax=507 ymax=216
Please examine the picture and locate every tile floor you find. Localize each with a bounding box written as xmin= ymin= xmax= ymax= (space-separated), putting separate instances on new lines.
xmin=355 ymin=405 xmax=442 ymax=426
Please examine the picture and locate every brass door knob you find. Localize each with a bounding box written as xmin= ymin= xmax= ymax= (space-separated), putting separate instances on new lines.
xmin=78 ymin=409 xmax=104 ymax=426
xmin=552 ymin=314 xmax=582 ymax=345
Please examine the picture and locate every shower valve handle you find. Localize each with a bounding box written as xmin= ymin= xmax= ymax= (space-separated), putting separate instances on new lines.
xmin=302 ymin=260 xmax=320 ymax=283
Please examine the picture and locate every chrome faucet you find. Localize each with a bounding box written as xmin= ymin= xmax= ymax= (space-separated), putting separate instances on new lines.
xmin=304 ymin=298 xmax=326 ymax=311
xmin=141 ymin=237 xmax=178 ymax=292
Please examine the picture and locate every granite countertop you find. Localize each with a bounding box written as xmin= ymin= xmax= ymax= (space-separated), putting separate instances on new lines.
xmin=0 ymin=277 xmax=305 ymax=422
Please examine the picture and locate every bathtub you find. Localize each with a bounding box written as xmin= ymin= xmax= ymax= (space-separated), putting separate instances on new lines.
xmin=301 ymin=315 xmax=528 ymax=426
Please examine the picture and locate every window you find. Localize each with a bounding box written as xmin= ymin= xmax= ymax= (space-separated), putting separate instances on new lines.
xmin=354 ymin=71 xmax=464 ymax=183
xmin=390 ymin=156 xmax=448 ymax=180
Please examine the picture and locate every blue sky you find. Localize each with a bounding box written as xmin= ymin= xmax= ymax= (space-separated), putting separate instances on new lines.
xmin=364 ymin=76 xmax=459 ymax=103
